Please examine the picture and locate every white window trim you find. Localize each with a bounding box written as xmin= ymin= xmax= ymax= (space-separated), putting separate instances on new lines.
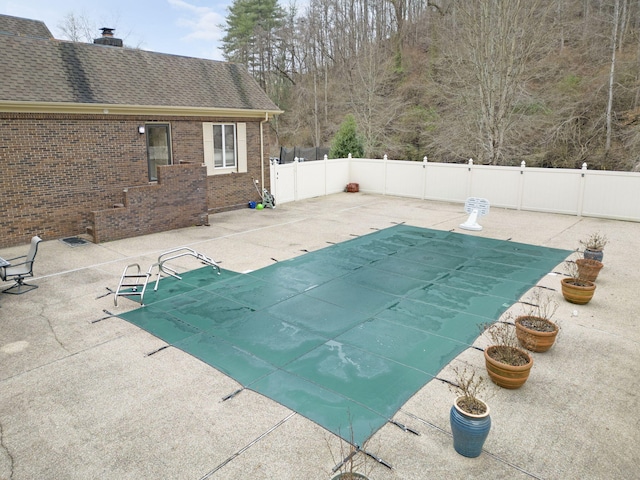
xmin=203 ymin=122 xmax=247 ymax=175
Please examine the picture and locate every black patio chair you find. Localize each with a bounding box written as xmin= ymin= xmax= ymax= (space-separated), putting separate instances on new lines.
xmin=1 ymin=236 xmax=42 ymax=294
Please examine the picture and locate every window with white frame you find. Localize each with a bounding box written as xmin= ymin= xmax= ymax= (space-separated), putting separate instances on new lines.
xmin=203 ymin=122 xmax=247 ymax=175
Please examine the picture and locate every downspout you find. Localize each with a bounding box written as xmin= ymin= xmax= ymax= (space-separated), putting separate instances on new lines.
xmin=260 ymin=113 xmax=269 ymax=191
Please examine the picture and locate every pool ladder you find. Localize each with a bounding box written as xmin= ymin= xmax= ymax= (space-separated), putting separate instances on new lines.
xmin=114 ymin=264 xmax=150 ymax=306
xmin=114 ymin=247 xmax=220 ymax=306
xmin=150 ymin=247 xmax=221 ymax=292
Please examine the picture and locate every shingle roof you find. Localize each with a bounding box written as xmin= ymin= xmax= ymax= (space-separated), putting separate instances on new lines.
xmin=0 ymin=14 xmax=52 ymax=38
xmin=0 ymin=15 xmax=281 ymax=113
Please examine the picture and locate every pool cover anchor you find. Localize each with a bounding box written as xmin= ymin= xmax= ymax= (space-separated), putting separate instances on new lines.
xmin=96 ymin=287 xmax=115 ymax=299
xmin=222 ymin=388 xmax=244 ymax=401
xmin=145 ymin=345 xmax=170 ymax=357
xmin=90 ymin=309 xmax=116 ymax=324
xmin=332 ymin=445 xmax=393 ymax=473
xmin=332 ymin=450 xmax=357 ymax=473
xmin=363 ymin=449 xmax=393 ymax=470
xmin=436 ymin=376 xmax=459 ymax=388
xmin=389 ymin=419 xmax=420 ymax=436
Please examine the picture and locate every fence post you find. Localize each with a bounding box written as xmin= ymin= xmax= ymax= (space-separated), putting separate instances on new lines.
xmin=467 ymin=158 xmax=474 ymax=197
xmin=270 ymin=157 xmax=277 ymax=202
xmin=518 ymin=160 xmax=526 ymax=210
xmin=323 ymin=154 xmax=328 ymax=197
xmin=422 ymin=155 xmax=428 ymax=200
xmin=577 ymin=162 xmax=587 ymax=217
xmin=383 ymin=154 xmax=388 ymax=195
xmin=294 ymin=157 xmax=299 ymax=201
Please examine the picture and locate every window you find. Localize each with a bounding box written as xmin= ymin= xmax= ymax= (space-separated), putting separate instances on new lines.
xmin=203 ymin=122 xmax=247 ymax=175
xmin=214 ymin=124 xmax=236 ymax=168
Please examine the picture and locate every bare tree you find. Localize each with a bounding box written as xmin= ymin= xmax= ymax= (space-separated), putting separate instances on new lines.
xmin=606 ymin=0 xmax=621 ymax=153
xmin=450 ymin=0 xmax=553 ymax=164
xmin=268 ymin=0 xmax=640 ymax=169
xmin=56 ymin=10 xmax=139 ymax=47
xmin=57 ymin=12 xmax=96 ymax=42
xmin=344 ymin=43 xmax=407 ymax=156
xmin=387 ymin=0 xmax=406 ymax=68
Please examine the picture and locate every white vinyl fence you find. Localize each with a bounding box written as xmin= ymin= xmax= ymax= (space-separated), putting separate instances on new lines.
xmin=270 ymin=156 xmax=640 ymax=222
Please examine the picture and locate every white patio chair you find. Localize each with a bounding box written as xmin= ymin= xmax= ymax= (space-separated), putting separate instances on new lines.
xmin=1 ymin=236 xmax=42 ymax=294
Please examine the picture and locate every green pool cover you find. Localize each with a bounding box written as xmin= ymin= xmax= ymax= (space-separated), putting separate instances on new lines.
xmin=118 ymin=225 xmax=570 ymax=445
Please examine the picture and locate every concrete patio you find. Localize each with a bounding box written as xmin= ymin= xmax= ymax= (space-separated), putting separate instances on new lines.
xmin=1 ymin=193 xmax=638 ymax=479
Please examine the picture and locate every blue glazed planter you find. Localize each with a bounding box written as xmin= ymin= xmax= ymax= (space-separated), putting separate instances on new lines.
xmin=583 ymin=248 xmax=604 ymax=262
xmin=450 ymin=397 xmax=491 ymax=458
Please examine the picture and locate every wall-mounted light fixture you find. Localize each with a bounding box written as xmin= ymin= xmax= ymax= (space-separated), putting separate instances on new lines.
xmin=138 ymin=125 xmax=145 ymax=134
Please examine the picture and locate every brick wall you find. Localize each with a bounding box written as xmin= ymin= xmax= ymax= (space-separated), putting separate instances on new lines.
xmin=0 ymin=112 xmax=271 ymax=248
xmin=172 ymin=119 xmax=271 ymax=212
xmin=91 ymin=163 xmax=208 ymax=243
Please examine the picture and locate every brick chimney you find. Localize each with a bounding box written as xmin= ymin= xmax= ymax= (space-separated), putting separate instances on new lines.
xmin=93 ymin=28 xmax=123 ymax=47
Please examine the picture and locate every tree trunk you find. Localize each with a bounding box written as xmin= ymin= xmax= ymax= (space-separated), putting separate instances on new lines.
xmin=606 ymin=0 xmax=620 ymax=154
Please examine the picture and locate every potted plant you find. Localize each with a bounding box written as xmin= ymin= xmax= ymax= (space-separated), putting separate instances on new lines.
xmin=331 ymin=463 xmax=369 ymax=480
xmin=328 ymin=424 xmax=372 ymax=480
xmin=561 ymin=257 xmax=596 ymax=305
xmin=579 ymin=232 xmax=608 ymax=262
xmin=575 ymin=251 xmax=604 ymax=283
xmin=483 ymin=320 xmax=533 ymax=389
xmin=448 ymin=365 xmax=491 ymax=458
xmin=514 ymin=289 xmax=560 ymax=353
xmin=330 ymin=445 xmax=371 ymax=479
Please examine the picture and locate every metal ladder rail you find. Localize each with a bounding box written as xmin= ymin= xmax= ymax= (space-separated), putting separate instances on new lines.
xmin=114 ymin=263 xmax=151 ymax=306
xmin=151 ymin=247 xmax=221 ymax=292
xmin=192 ymin=251 xmax=221 ymax=274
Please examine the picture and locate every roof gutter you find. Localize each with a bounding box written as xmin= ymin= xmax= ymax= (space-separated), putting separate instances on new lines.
xmin=0 ymin=101 xmax=283 ymax=118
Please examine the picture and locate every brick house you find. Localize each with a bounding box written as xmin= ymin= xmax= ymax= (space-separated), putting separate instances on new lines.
xmin=0 ymin=15 xmax=282 ymax=247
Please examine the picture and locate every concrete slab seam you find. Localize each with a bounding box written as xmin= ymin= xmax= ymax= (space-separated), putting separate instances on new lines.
xmin=198 ymin=412 xmax=297 ymax=479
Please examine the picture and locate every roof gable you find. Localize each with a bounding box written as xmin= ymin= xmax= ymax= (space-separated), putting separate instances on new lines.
xmin=0 ymin=14 xmax=52 ymax=38
xmin=0 ymin=15 xmax=281 ymax=115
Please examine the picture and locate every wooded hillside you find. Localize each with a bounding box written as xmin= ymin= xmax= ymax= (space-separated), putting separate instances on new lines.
xmin=222 ymin=0 xmax=640 ymax=170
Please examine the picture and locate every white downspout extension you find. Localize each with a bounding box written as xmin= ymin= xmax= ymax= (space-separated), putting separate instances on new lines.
xmin=260 ymin=113 xmax=269 ymax=191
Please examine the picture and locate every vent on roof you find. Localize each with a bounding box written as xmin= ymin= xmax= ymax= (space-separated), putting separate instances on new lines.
xmin=93 ymin=27 xmax=123 ymax=47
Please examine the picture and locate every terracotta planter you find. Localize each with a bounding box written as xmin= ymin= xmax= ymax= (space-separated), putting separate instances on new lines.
xmin=561 ymin=277 xmax=596 ymax=305
xmin=450 ymin=396 xmax=491 ymax=458
xmin=515 ymin=316 xmax=559 ymax=352
xmin=576 ymin=258 xmax=603 ymax=282
xmin=484 ymin=345 xmax=533 ymax=389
